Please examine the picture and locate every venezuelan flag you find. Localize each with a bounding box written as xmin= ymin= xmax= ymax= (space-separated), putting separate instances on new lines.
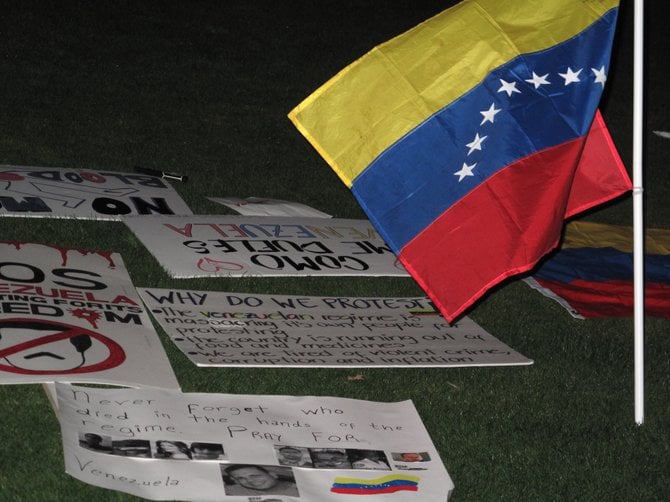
xmin=528 ymin=221 xmax=670 ymax=318
xmin=330 ymin=474 xmax=420 ymax=495
xmin=290 ymin=0 xmax=632 ymax=322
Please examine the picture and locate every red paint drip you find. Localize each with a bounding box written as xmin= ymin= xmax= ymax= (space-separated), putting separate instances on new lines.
xmin=44 ymin=245 xmax=116 ymax=268
xmin=69 ymin=308 xmax=103 ymax=328
xmin=2 ymin=242 xmax=116 ymax=268
xmin=0 ymin=171 xmax=24 ymax=181
xmin=1 ymin=242 xmax=27 ymax=251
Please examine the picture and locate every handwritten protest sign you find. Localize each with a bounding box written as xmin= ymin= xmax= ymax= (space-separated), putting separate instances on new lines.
xmin=209 ymin=196 xmax=332 ymax=218
xmin=56 ymin=383 xmax=454 ymax=500
xmin=0 ymin=242 xmax=179 ymax=388
xmin=0 ymin=165 xmax=192 ymax=219
xmin=139 ymin=288 xmax=532 ymax=368
xmin=125 ymin=216 xmax=409 ymax=278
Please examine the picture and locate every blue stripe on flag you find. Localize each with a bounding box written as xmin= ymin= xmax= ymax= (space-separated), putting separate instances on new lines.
xmin=351 ymin=9 xmax=618 ymax=252
xmin=534 ymin=247 xmax=670 ymax=283
xmin=332 ymin=479 xmax=418 ymax=489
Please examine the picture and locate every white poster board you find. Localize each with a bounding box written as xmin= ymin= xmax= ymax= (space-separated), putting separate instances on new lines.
xmin=56 ymin=383 xmax=454 ymax=500
xmin=0 ymin=165 xmax=192 ymax=219
xmin=0 ymin=242 xmax=179 ymax=389
xmin=138 ymin=288 xmax=532 ymax=368
xmin=125 ymin=216 xmax=409 ymax=278
xmin=209 ymin=196 xmax=332 ymax=218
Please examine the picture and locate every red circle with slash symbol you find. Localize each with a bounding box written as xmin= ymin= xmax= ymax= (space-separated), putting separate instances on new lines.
xmin=0 ymin=318 xmax=126 ymax=375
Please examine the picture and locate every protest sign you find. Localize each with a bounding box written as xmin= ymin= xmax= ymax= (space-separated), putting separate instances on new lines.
xmin=0 ymin=242 xmax=179 ymax=389
xmin=209 ymin=196 xmax=332 ymax=218
xmin=56 ymin=383 xmax=454 ymax=500
xmin=125 ymin=216 xmax=409 ymax=278
xmin=0 ymin=165 xmax=192 ymax=219
xmin=139 ymin=288 xmax=532 ymax=368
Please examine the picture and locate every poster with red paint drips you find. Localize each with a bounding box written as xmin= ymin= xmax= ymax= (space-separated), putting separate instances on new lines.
xmin=0 ymin=242 xmax=180 ymax=389
xmin=0 ymin=165 xmax=192 ymax=219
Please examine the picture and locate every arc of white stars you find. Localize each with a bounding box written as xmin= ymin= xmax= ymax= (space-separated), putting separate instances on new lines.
xmin=452 ymin=61 xmax=603 ymax=188
xmin=525 ymin=72 xmax=550 ymax=89
xmin=559 ymin=67 xmax=582 ymax=85
xmin=497 ymin=79 xmax=521 ymax=97
xmin=592 ymin=66 xmax=607 ymax=86
xmin=480 ymin=103 xmax=501 ymax=125
xmin=454 ymin=162 xmax=476 ymax=182
xmin=466 ymin=133 xmax=487 ymax=155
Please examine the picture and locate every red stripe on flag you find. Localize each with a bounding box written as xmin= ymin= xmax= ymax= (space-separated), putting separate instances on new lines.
xmin=400 ymin=139 xmax=586 ymax=322
xmin=331 ymin=485 xmax=419 ymax=495
xmin=534 ymin=279 xmax=670 ymax=318
xmin=566 ymin=110 xmax=632 ymax=217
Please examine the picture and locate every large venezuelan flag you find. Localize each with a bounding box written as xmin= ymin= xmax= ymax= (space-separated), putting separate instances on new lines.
xmin=527 ymin=221 xmax=670 ymax=318
xmin=290 ymin=0 xmax=632 ymax=322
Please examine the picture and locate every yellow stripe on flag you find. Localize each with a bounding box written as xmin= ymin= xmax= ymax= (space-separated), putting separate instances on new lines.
xmin=563 ymin=221 xmax=670 ymax=255
xmin=289 ymin=0 xmax=619 ymax=187
xmin=333 ymin=474 xmax=421 ymax=486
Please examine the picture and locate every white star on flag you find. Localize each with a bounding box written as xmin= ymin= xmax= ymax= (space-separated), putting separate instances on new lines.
xmin=454 ymin=58 xmax=604 ymax=188
xmin=454 ymin=162 xmax=476 ymax=182
xmin=592 ymin=66 xmax=607 ymax=86
xmin=466 ymin=133 xmax=487 ymax=155
xmin=525 ymin=72 xmax=550 ymax=89
xmin=497 ymin=79 xmax=521 ymax=97
xmin=559 ymin=67 xmax=582 ymax=85
xmin=480 ymin=103 xmax=501 ymax=125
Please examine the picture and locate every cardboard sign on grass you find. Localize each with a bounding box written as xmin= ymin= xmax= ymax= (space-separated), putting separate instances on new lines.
xmin=139 ymin=288 xmax=532 ymax=368
xmin=0 ymin=165 xmax=192 ymax=219
xmin=209 ymin=196 xmax=332 ymax=218
xmin=57 ymin=383 xmax=454 ymax=500
xmin=125 ymin=215 xmax=408 ymax=278
xmin=0 ymin=242 xmax=179 ymax=389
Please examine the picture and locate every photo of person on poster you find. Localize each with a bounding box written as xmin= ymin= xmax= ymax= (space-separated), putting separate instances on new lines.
xmin=78 ymin=432 xmax=112 ymax=453
xmin=221 ymin=464 xmax=299 ymax=497
xmin=111 ymin=439 xmax=151 ymax=458
xmin=190 ymin=442 xmax=225 ymax=460
xmin=275 ymin=445 xmax=312 ymax=467
xmin=310 ymin=448 xmax=352 ymax=469
xmin=154 ymin=440 xmax=192 ymax=460
xmin=348 ymin=449 xmax=390 ymax=470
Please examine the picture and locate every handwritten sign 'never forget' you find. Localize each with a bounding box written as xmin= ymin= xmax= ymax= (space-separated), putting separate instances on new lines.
xmin=56 ymin=383 xmax=454 ymax=500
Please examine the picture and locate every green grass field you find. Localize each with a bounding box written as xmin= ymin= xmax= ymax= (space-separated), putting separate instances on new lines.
xmin=1 ymin=1 xmax=669 ymax=500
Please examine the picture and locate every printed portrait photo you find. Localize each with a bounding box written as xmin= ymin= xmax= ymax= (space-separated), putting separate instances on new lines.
xmin=78 ymin=432 xmax=113 ymax=454
xmin=274 ymin=445 xmax=312 ymax=467
xmin=190 ymin=441 xmax=225 ymax=460
xmin=111 ymin=439 xmax=152 ymax=458
xmin=391 ymin=451 xmax=431 ymax=462
xmin=346 ymin=449 xmax=391 ymax=470
xmin=221 ymin=464 xmax=299 ymax=497
xmin=309 ymin=448 xmax=351 ymax=469
xmin=153 ymin=440 xmax=193 ymax=460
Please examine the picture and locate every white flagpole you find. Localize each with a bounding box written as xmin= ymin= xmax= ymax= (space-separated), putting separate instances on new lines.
xmin=632 ymin=0 xmax=645 ymax=425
